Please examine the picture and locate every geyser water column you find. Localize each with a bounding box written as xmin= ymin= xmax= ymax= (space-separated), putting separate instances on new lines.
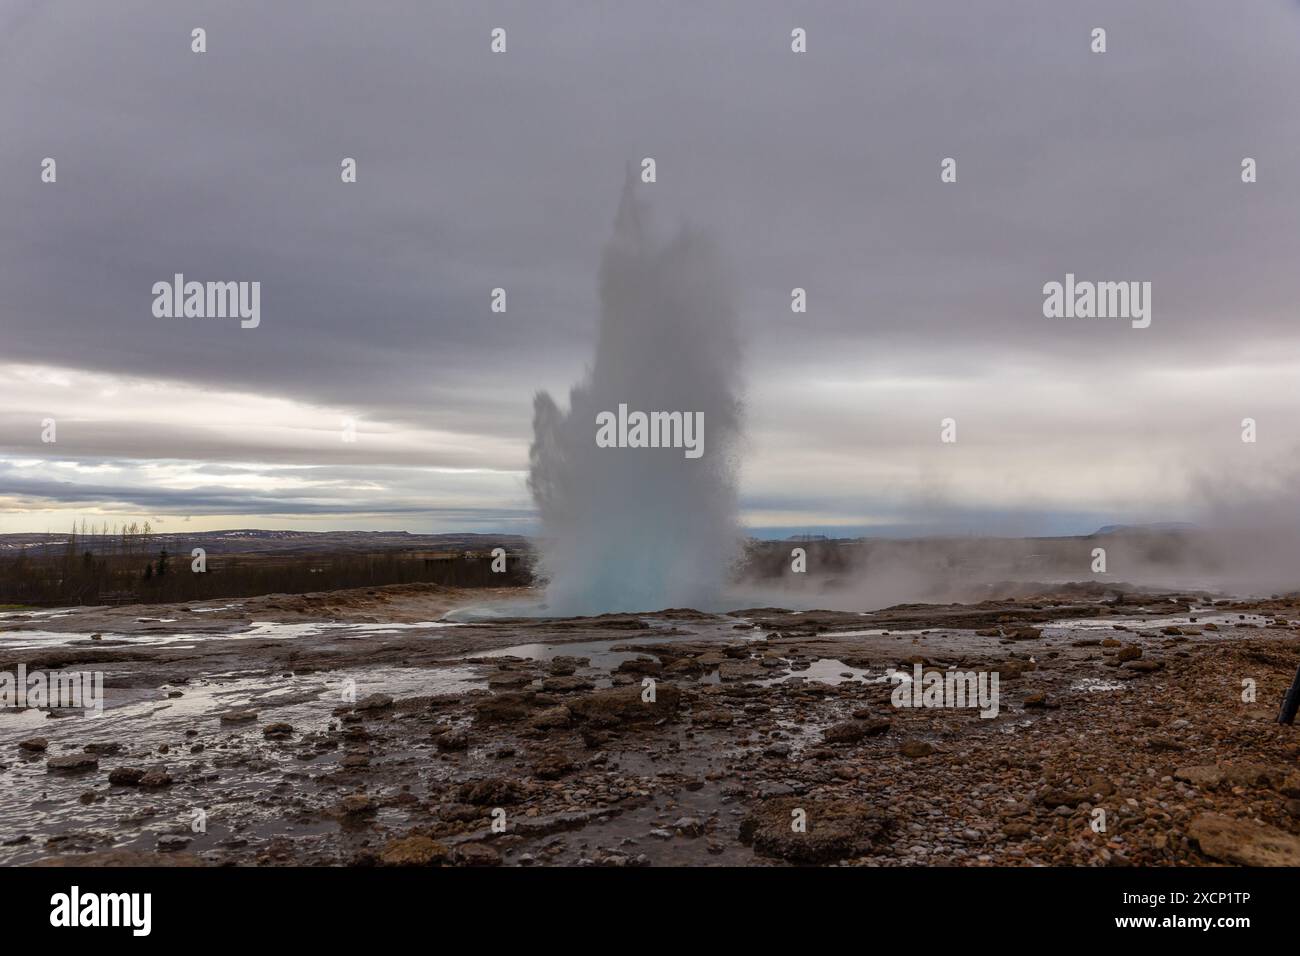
xmin=527 ymin=175 xmax=744 ymax=616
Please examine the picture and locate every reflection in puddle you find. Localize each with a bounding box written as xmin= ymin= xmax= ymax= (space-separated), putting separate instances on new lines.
xmin=469 ymin=635 xmax=679 ymax=671
xmin=1045 ymin=611 xmax=1267 ymax=635
xmin=238 ymin=619 xmax=466 ymax=640
xmin=0 ymin=619 xmax=467 ymax=650
xmin=756 ymin=658 xmax=886 ymax=686
xmin=1071 ymin=677 xmax=1126 ymax=692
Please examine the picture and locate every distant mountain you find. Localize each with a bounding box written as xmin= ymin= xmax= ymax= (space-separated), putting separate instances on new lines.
xmin=1092 ymin=523 xmax=1198 ymax=536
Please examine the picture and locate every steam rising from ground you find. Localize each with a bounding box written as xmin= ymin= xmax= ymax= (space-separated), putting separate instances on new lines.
xmin=527 ymin=177 xmax=743 ymax=615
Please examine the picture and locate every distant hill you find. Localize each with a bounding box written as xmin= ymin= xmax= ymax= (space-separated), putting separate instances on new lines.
xmin=1092 ymin=523 xmax=1197 ymax=536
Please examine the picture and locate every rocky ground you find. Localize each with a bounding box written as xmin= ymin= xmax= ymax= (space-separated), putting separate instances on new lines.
xmin=4 ymin=582 xmax=1300 ymax=867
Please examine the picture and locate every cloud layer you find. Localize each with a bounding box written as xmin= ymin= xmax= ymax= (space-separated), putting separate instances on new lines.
xmin=3 ymin=1 xmax=1299 ymax=535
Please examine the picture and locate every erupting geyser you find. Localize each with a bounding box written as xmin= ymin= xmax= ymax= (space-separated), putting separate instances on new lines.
xmin=527 ymin=175 xmax=744 ymax=615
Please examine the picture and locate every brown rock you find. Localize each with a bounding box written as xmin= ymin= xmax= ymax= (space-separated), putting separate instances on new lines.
xmin=46 ymin=754 xmax=98 ymax=773
xmin=380 ymin=835 xmax=449 ymax=867
xmin=1174 ymin=765 xmax=1224 ymax=788
xmin=456 ymin=777 xmax=521 ymax=805
xmin=139 ymin=768 xmax=173 ymax=788
xmin=454 ymin=842 xmax=501 ymax=867
xmin=527 ymin=706 xmax=572 ymax=730
xmin=822 ymin=720 xmax=887 ymax=745
xmin=434 ymin=730 xmax=469 ymax=751
xmin=739 ymin=797 xmax=889 ymax=863
xmin=473 ymin=692 xmax=539 ymax=724
xmin=539 ymin=676 xmax=594 ymax=694
xmin=340 ymin=794 xmax=376 ymax=815
xmin=1278 ymin=772 xmax=1300 ymax=799
xmin=1189 ymin=813 xmax=1300 ymax=866
xmin=900 ymin=739 xmax=934 ymax=758
xmin=567 ymin=683 xmax=682 ymax=726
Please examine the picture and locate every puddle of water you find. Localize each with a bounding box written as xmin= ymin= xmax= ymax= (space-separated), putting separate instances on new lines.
xmin=0 ymin=608 xmax=83 ymax=620
xmin=818 ymin=627 xmax=924 ymax=639
xmin=0 ymin=619 xmax=467 ymax=650
xmin=0 ymin=630 xmax=203 ymax=649
xmin=238 ymin=619 xmax=465 ymax=640
xmin=1070 ymin=678 xmax=1126 ymax=692
xmin=469 ymin=635 xmax=681 ymax=670
xmin=0 ymin=661 xmax=487 ymax=864
xmin=466 ymin=613 xmax=767 ymax=667
xmin=755 ymin=658 xmax=885 ymax=686
xmin=1045 ymin=611 xmax=1268 ymax=635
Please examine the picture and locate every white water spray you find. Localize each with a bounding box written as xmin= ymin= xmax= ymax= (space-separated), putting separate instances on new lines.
xmin=527 ymin=175 xmax=744 ymax=615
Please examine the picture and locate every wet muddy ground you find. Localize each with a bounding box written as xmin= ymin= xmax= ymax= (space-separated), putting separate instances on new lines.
xmin=4 ymin=582 xmax=1300 ymax=867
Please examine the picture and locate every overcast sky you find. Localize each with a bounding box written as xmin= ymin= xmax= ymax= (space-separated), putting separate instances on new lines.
xmin=3 ymin=0 xmax=1299 ymax=537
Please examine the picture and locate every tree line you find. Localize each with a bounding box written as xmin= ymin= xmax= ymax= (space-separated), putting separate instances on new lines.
xmin=0 ymin=525 xmax=533 ymax=606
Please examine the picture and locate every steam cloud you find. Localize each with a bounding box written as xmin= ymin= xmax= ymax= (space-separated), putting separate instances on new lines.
xmin=527 ymin=175 xmax=744 ymax=615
